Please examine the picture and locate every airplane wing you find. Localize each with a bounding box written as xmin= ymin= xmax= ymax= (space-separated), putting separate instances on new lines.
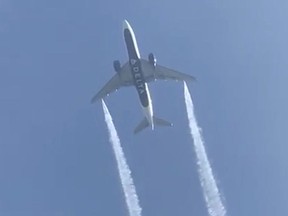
xmin=91 ymin=62 xmax=133 ymax=103
xmin=141 ymin=59 xmax=196 ymax=83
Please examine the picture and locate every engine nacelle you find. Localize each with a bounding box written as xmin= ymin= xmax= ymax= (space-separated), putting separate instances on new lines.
xmin=148 ymin=53 xmax=157 ymax=68
xmin=113 ymin=60 xmax=121 ymax=73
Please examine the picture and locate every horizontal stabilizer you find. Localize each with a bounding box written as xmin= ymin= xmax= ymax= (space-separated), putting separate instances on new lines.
xmin=153 ymin=116 xmax=173 ymax=127
xmin=134 ymin=116 xmax=173 ymax=134
xmin=134 ymin=118 xmax=149 ymax=134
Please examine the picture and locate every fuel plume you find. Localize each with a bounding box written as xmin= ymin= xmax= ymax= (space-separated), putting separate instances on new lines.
xmin=183 ymin=82 xmax=227 ymax=216
xmin=102 ymin=100 xmax=142 ymax=216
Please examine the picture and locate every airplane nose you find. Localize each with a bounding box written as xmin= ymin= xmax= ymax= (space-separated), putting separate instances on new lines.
xmin=123 ymin=19 xmax=130 ymax=31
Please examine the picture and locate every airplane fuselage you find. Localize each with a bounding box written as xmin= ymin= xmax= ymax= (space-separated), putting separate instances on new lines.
xmin=123 ymin=20 xmax=154 ymax=129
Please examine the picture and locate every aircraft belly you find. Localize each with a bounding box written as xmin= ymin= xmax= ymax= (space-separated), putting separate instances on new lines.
xmin=124 ymin=29 xmax=139 ymax=60
xmin=142 ymin=103 xmax=153 ymax=127
xmin=128 ymin=58 xmax=149 ymax=107
xmin=124 ymin=21 xmax=148 ymax=107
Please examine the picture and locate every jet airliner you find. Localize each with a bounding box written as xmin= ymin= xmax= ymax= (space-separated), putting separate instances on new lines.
xmin=92 ymin=20 xmax=195 ymax=133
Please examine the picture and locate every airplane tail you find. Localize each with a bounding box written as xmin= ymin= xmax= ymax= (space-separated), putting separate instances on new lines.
xmin=134 ymin=116 xmax=173 ymax=134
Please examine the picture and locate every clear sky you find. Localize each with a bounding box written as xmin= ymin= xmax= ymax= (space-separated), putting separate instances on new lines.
xmin=1 ymin=0 xmax=288 ymax=215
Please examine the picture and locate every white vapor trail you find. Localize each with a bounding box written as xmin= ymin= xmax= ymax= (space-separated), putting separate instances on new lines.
xmin=183 ymin=82 xmax=226 ymax=216
xmin=101 ymin=100 xmax=142 ymax=216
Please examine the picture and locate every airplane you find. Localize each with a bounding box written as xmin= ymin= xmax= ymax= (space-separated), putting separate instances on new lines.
xmin=91 ymin=20 xmax=195 ymax=134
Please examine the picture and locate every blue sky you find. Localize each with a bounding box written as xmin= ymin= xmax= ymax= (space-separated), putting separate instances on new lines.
xmin=0 ymin=0 xmax=288 ymax=215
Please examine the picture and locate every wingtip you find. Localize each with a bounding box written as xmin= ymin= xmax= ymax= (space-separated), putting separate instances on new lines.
xmin=91 ymin=96 xmax=101 ymax=104
xmin=90 ymin=98 xmax=97 ymax=104
xmin=185 ymin=76 xmax=197 ymax=83
xmin=189 ymin=75 xmax=197 ymax=82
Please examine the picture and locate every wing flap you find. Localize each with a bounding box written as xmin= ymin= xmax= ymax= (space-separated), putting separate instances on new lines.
xmin=141 ymin=59 xmax=195 ymax=82
xmin=91 ymin=74 xmax=121 ymax=103
xmin=91 ymin=62 xmax=133 ymax=103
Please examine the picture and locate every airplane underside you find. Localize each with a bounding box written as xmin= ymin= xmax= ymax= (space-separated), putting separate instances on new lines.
xmin=91 ymin=20 xmax=195 ymax=133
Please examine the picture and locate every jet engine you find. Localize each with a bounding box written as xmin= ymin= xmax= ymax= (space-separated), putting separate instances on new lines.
xmin=113 ymin=60 xmax=121 ymax=73
xmin=148 ymin=53 xmax=157 ymax=68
